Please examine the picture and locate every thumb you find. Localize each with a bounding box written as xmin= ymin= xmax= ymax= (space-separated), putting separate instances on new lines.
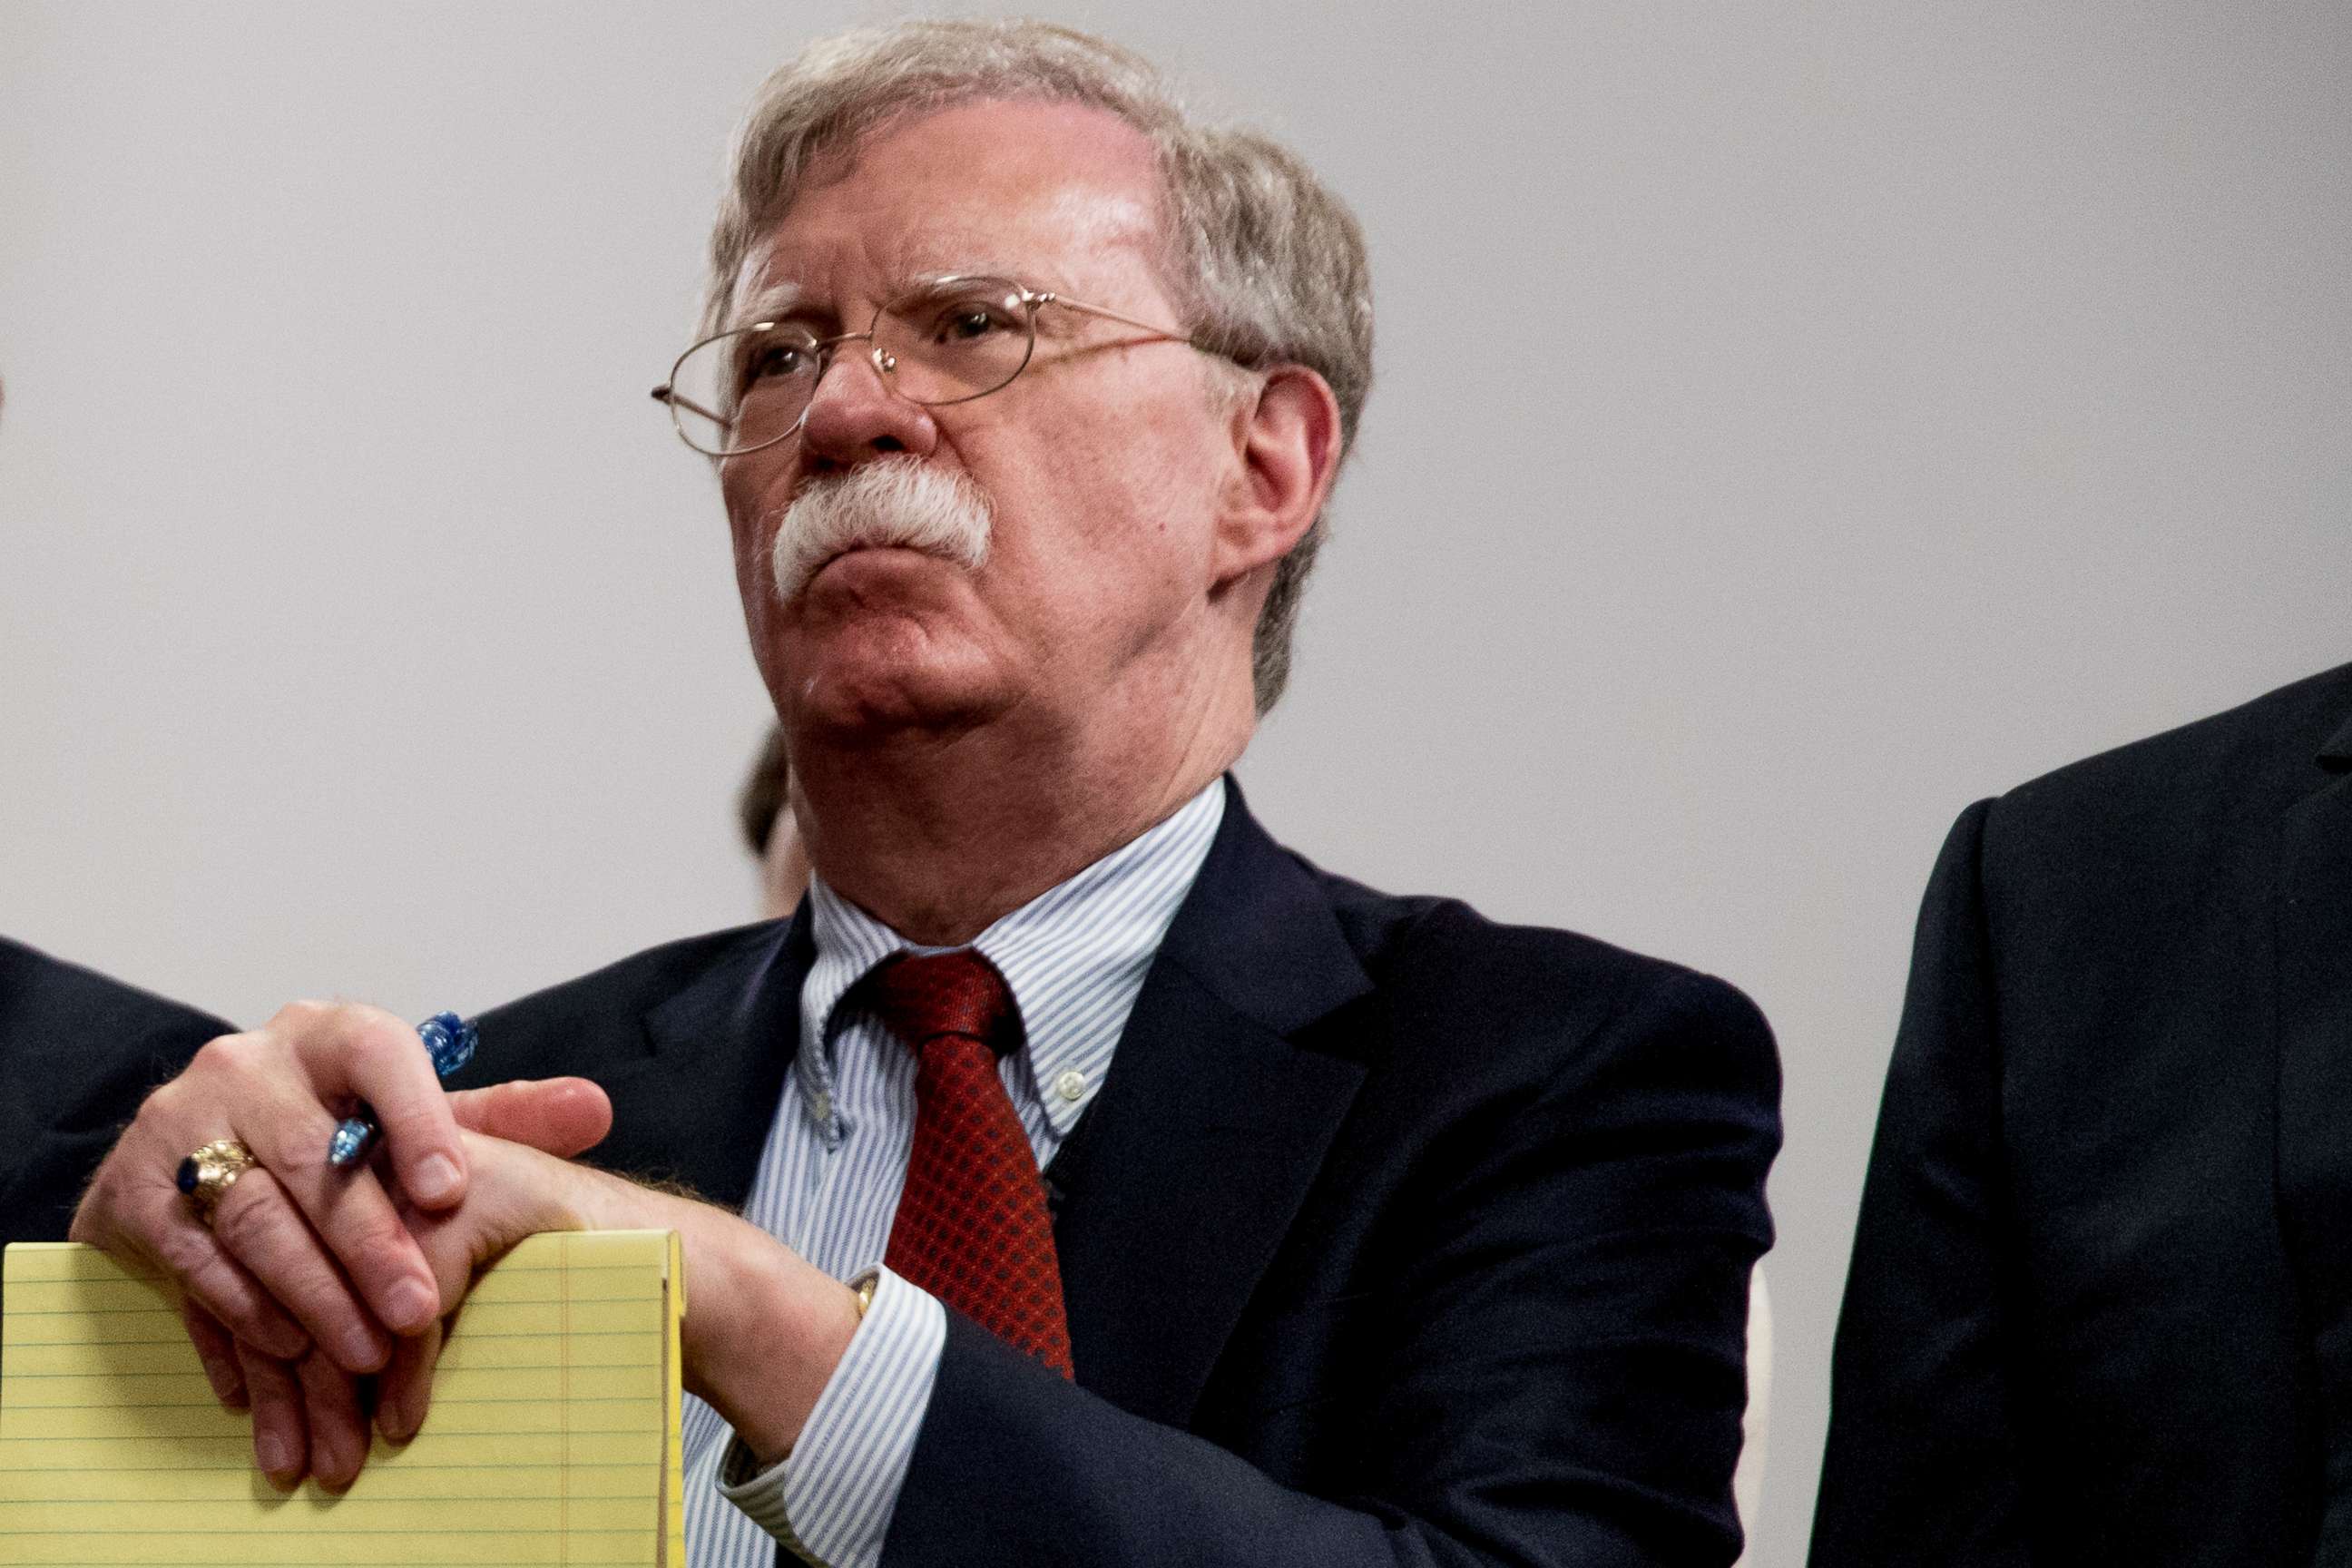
xmin=447 ymin=1077 xmax=613 ymax=1158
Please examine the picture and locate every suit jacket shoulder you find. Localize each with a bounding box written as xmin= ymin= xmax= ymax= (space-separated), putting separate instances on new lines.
xmin=1312 ymin=858 xmax=1781 ymax=1116
xmin=1985 ymin=658 xmax=2352 ymax=864
xmin=1963 ymin=664 xmax=2351 ymax=1107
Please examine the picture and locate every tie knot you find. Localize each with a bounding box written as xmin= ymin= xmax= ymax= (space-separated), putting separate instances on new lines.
xmin=862 ymin=948 xmax=1022 ymax=1058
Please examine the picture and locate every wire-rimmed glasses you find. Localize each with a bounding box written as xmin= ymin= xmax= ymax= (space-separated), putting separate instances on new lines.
xmin=652 ymin=274 xmax=1199 ymax=458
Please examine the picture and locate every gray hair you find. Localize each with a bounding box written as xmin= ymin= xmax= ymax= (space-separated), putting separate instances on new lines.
xmin=702 ymin=19 xmax=1374 ymax=712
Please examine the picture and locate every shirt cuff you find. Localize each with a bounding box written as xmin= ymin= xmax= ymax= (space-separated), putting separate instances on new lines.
xmin=716 ymin=1266 xmax=946 ymax=1568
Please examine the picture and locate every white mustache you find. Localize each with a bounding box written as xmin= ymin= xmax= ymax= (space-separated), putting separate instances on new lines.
xmin=769 ymin=458 xmax=994 ymax=603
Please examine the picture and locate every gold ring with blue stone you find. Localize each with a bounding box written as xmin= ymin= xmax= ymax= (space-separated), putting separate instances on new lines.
xmin=175 ymin=1139 xmax=257 ymax=1228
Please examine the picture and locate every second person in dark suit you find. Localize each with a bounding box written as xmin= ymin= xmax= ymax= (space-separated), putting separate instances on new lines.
xmin=0 ymin=936 xmax=228 ymax=1249
xmin=1815 ymin=659 xmax=2352 ymax=1565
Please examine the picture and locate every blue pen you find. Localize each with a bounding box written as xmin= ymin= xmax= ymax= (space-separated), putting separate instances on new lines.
xmin=326 ymin=1011 xmax=479 ymax=1168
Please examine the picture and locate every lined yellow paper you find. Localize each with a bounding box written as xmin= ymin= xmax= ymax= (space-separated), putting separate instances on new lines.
xmin=0 ymin=1230 xmax=686 ymax=1566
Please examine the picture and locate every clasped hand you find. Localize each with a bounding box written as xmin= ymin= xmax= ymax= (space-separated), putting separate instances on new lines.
xmin=71 ymin=1001 xmax=858 ymax=1489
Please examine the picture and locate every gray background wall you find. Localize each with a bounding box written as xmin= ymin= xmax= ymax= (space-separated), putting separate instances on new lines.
xmin=4 ymin=3 xmax=2347 ymax=1560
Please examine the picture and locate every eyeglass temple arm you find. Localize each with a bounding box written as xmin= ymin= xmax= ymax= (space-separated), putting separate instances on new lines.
xmin=651 ymin=385 xmax=733 ymax=426
xmin=1040 ymin=294 xmax=1200 ymax=348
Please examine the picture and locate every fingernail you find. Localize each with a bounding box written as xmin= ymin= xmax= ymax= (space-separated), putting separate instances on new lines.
xmin=255 ymin=1430 xmax=291 ymax=1475
xmin=410 ymin=1154 xmax=461 ymax=1205
xmin=340 ymin=1322 xmax=387 ymax=1372
xmin=394 ymin=1377 xmax=430 ymax=1443
xmin=385 ymin=1278 xmax=437 ymax=1335
xmin=259 ymin=1320 xmax=311 ymax=1361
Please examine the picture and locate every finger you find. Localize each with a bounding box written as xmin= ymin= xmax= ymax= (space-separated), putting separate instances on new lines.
xmin=296 ymin=1348 xmax=371 ymax=1490
xmin=282 ymin=1001 xmax=469 ymax=1210
xmin=395 ymin=1134 xmax=591 ymax=1323
xmin=207 ymin=1166 xmax=395 ymax=1372
xmin=448 ymin=1078 xmax=613 ymax=1157
xmin=224 ymin=1059 xmax=446 ymax=1339
xmin=180 ymin=1299 xmax=247 ymax=1408
xmin=235 ymin=1344 xmax=308 ymax=1491
xmin=69 ymin=1068 xmax=311 ymax=1361
xmin=93 ymin=1011 xmax=448 ymax=1343
xmin=120 ymin=1184 xmax=312 ymax=1363
xmin=377 ymin=1318 xmax=443 ymax=1444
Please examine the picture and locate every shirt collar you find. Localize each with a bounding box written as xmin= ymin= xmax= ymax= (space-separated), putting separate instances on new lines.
xmin=798 ymin=778 xmax=1227 ymax=1136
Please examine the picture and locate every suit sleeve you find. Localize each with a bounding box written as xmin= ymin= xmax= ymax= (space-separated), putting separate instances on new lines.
xmin=0 ymin=946 xmax=231 ymax=1249
xmin=1808 ymin=801 xmax=2033 ymax=1567
xmin=880 ymin=965 xmax=1780 ymax=1568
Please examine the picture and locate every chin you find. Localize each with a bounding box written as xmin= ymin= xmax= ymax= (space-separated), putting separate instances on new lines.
xmin=778 ymin=616 xmax=1009 ymax=740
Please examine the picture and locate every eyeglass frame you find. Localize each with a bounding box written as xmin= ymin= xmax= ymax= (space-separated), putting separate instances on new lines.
xmin=650 ymin=275 xmax=1209 ymax=458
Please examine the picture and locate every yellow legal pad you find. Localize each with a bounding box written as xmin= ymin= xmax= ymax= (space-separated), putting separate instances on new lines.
xmin=0 ymin=1230 xmax=686 ymax=1566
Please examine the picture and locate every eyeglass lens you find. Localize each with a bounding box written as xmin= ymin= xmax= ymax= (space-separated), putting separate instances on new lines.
xmin=668 ymin=278 xmax=1038 ymax=456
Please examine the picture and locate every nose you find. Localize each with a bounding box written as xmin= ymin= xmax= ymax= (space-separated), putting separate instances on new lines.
xmin=798 ymin=338 xmax=939 ymax=467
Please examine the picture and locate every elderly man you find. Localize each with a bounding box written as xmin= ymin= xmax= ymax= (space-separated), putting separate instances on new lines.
xmin=69 ymin=22 xmax=1779 ymax=1568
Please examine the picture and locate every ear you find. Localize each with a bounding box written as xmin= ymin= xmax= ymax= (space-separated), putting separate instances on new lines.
xmin=1212 ymin=365 xmax=1344 ymax=588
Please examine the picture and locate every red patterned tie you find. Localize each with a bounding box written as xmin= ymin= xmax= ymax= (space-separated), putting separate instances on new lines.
xmin=864 ymin=949 xmax=1074 ymax=1377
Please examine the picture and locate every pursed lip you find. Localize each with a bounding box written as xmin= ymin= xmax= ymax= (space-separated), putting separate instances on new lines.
xmin=799 ymin=539 xmax=942 ymax=594
xmin=816 ymin=538 xmax=926 ymax=571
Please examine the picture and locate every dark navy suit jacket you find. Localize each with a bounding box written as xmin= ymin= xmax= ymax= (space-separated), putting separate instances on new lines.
xmin=466 ymin=784 xmax=1782 ymax=1567
xmin=1814 ymin=662 xmax=2352 ymax=1566
xmin=0 ymin=938 xmax=230 ymax=1250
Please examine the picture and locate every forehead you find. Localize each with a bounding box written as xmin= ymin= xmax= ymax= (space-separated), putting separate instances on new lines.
xmin=740 ymin=98 xmax=1168 ymax=309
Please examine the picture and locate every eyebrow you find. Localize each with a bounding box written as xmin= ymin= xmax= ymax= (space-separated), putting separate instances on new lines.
xmin=728 ymin=279 xmax=808 ymax=332
xmin=730 ymin=262 xmax=1080 ymax=333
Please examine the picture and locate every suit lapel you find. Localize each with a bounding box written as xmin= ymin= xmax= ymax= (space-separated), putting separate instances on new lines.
xmin=599 ymin=909 xmax=812 ymax=1210
xmin=2271 ymin=712 xmax=2352 ymax=1557
xmin=1046 ymin=783 xmax=1379 ymax=1426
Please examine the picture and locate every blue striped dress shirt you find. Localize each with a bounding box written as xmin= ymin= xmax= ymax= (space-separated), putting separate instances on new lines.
xmin=682 ymin=779 xmax=1228 ymax=1568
